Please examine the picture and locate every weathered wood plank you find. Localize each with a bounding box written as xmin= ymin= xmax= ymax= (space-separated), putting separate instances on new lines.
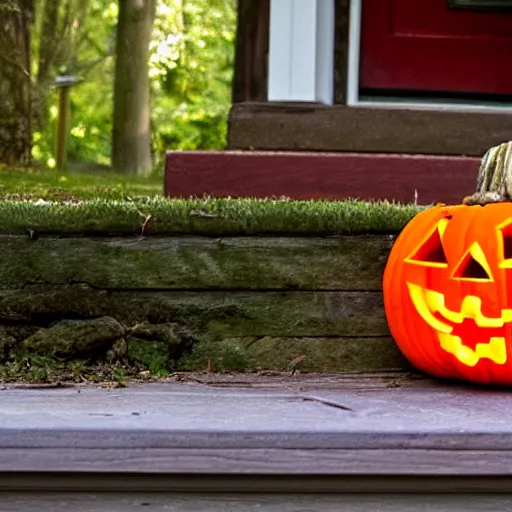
xmin=170 ymin=371 xmax=423 ymax=390
xmin=0 ymin=288 xmax=389 ymax=338
xmin=6 ymin=385 xmax=512 ymax=480
xmin=228 ymin=102 xmax=512 ymax=156
xmin=3 ymin=447 xmax=512 ymax=475
xmin=232 ymin=0 xmax=270 ymax=103
xmin=3 ymin=493 xmax=512 ymax=512
xmin=221 ymin=336 xmax=408 ymax=372
xmin=165 ymin=149 xmax=478 ymax=204
xmin=0 ymin=235 xmax=392 ymax=291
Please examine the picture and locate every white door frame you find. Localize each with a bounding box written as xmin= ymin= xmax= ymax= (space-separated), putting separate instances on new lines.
xmin=267 ymin=0 xmax=335 ymax=104
xmin=347 ymin=0 xmax=512 ymax=113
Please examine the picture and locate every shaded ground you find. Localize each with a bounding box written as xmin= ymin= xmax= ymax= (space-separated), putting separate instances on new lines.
xmin=0 ymin=369 xmax=427 ymax=391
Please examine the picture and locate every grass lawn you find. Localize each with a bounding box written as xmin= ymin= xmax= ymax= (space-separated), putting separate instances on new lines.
xmin=0 ymin=166 xmax=163 ymax=200
xmin=0 ymin=166 xmax=424 ymax=235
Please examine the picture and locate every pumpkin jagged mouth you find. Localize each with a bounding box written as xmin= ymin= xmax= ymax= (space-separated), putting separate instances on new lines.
xmin=406 ymin=282 xmax=509 ymax=367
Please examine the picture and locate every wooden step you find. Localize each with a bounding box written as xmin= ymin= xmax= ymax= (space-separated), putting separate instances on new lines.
xmin=3 ymin=375 xmax=512 ymax=510
xmin=1 ymin=375 xmax=512 ymax=484
xmin=165 ymin=150 xmax=480 ymax=205
xmin=3 ymin=492 xmax=512 ymax=511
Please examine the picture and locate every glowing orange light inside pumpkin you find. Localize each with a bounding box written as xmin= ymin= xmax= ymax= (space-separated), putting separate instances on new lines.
xmin=383 ymin=204 xmax=512 ymax=385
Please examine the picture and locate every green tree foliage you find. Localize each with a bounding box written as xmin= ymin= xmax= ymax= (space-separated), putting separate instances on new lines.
xmin=32 ymin=0 xmax=236 ymax=170
xmin=150 ymin=0 xmax=236 ymax=155
xmin=32 ymin=0 xmax=118 ymax=166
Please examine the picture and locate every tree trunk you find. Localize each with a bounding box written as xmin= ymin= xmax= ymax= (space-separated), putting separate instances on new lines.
xmin=112 ymin=0 xmax=155 ymax=176
xmin=37 ymin=0 xmax=60 ymax=86
xmin=0 ymin=0 xmax=33 ymax=165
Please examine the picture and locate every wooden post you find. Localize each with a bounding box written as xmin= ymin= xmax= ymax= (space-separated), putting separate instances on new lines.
xmin=55 ymin=86 xmax=70 ymax=171
xmin=333 ymin=0 xmax=351 ymax=104
xmin=54 ymin=75 xmax=78 ymax=171
xmin=232 ymin=0 xmax=270 ymax=103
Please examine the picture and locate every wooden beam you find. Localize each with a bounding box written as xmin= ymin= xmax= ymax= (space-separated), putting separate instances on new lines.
xmin=165 ymin=149 xmax=479 ymax=204
xmin=9 ymin=493 xmax=512 ymax=512
xmin=0 ymin=236 xmax=393 ymax=291
xmin=228 ymin=102 xmax=512 ymax=156
xmin=0 ymin=288 xmax=390 ymax=338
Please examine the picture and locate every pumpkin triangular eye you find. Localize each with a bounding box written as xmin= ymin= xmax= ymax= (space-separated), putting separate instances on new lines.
xmin=454 ymin=255 xmax=490 ymax=280
xmin=503 ymin=234 xmax=512 ymax=260
xmin=497 ymin=218 xmax=512 ymax=267
xmin=408 ymin=226 xmax=448 ymax=265
xmin=453 ymin=242 xmax=493 ymax=282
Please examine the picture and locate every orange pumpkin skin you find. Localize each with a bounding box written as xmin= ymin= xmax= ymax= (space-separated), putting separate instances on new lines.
xmin=383 ymin=202 xmax=512 ymax=385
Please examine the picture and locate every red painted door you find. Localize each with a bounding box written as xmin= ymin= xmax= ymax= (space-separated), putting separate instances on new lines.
xmin=360 ymin=0 xmax=512 ymax=96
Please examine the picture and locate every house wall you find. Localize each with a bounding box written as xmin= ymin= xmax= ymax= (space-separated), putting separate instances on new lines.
xmin=163 ymin=0 xmax=512 ymax=204
xmin=228 ymin=0 xmax=509 ymax=157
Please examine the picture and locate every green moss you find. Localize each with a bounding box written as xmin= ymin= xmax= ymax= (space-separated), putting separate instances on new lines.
xmin=0 ymin=327 xmax=15 ymax=362
xmin=179 ymin=339 xmax=252 ymax=372
xmin=22 ymin=317 xmax=124 ymax=359
xmin=127 ymin=337 xmax=170 ymax=376
xmin=0 ymin=196 xmax=423 ymax=236
xmin=229 ymin=337 xmax=410 ymax=373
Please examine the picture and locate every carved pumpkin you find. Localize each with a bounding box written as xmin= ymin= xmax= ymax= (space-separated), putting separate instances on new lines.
xmin=383 ymin=202 xmax=512 ymax=385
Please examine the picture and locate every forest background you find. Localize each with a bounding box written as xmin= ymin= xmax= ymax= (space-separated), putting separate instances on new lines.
xmin=0 ymin=0 xmax=236 ymax=177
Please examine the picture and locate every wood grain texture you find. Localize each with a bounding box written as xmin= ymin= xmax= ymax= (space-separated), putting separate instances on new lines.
xmin=5 ymin=384 xmax=512 ymax=477
xmin=0 ymin=288 xmax=389 ymax=337
xmin=3 ymin=493 xmax=512 ymax=512
xmin=0 ymin=235 xmax=393 ymax=291
xmin=228 ymin=102 xmax=512 ymax=156
xmin=3 ymin=448 xmax=512 ymax=474
xmin=165 ymin=149 xmax=479 ymax=204
xmin=227 ymin=336 xmax=406 ymax=372
xmin=7 ymin=383 xmax=512 ymax=447
xmin=0 ymin=229 xmax=397 ymax=370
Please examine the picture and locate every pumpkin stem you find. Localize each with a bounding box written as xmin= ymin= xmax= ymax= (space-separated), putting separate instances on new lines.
xmin=462 ymin=141 xmax=512 ymax=206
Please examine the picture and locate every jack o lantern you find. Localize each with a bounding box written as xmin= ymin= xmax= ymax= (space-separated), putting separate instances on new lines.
xmin=383 ymin=202 xmax=512 ymax=385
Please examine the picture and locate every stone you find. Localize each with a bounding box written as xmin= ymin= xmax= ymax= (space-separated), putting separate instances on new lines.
xmin=23 ymin=316 xmax=125 ymax=359
xmin=131 ymin=322 xmax=187 ymax=345
xmin=127 ymin=323 xmax=196 ymax=374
